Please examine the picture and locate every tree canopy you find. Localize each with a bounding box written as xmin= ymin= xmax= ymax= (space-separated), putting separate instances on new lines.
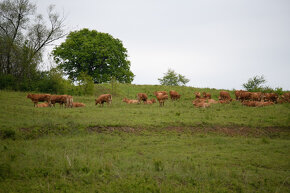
xmin=242 ymin=75 xmax=266 ymax=92
xmin=0 ymin=0 xmax=65 ymax=81
xmin=158 ymin=69 xmax=189 ymax=86
xmin=52 ymin=28 xmax=134 ymax=84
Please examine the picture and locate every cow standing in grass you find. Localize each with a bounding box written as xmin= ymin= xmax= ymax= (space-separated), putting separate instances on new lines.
xmin=137 ymin=93 xmax=148 ymax=104
xmin=95 ymin=94 xmax=112 ymax=107
xmin=169 ymin=90 xmax=181 ymax=101
xmin=27 ymin=94 xmax=51 ymax=107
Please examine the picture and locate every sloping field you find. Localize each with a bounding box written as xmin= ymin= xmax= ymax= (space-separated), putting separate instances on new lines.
xmin=0 ymin=85 xmax=289 ymax=192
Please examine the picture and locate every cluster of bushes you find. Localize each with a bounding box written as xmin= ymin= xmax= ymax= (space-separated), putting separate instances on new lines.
xmin=0 ymin=69 xmax=95 ymax=96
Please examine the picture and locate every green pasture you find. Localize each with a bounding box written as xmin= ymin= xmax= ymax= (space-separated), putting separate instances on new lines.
xmin=0 ymin=85 xmax=289 ymax=192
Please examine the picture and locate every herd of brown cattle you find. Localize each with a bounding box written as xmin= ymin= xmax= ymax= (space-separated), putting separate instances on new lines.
xmin=27 ymin=90 xmax=290 ymax=108
xmin=26 ymin=94 xmax=84 ymax=108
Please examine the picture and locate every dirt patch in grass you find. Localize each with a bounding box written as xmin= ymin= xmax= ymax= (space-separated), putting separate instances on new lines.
xmin=87 ymin=126 xmax=290 ymax=138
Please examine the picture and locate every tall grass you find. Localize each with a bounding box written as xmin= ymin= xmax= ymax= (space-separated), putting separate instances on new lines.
xmin=0 ymin=132 xmax=289 ymax=192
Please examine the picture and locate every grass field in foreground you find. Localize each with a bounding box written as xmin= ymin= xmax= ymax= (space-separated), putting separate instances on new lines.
xmin=1 ymin=131 xmax=290 ymax=193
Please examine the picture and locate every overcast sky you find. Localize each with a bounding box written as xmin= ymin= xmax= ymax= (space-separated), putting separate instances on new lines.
xmin=37 ymin=0 xmax=290 ymax=90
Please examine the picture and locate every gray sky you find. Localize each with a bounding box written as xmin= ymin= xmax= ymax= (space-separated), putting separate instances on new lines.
xmin=37 ymin=0 xmax=290 ymax=90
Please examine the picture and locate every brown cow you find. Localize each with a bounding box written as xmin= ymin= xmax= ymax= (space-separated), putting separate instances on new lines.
xmin=238 ymin=91 xmax=251 ymax=101
xmin=72 ymin=102 xmax=85 ymax=107
xmin=144 ymin=99 xmax=156 ymax=104
xmin=281 ymin=92 xmax=290 ymax=102
xmin=27 ymin=94 xmax=51 ymax=107
xmin=36 ymin=103 xmax=50 ymax=107
xmin=95 ymin=94 xmax=112 ymax=107
xmin=234 ymin=90 xmax=243 ymax=100
xmin=242 ymin=101 xmax=256 ymax=107
xmin=219 ymin=91 xmax=232 ymax=101
xmin=250 ymin=92 xmax=263 ymax=101
xmin=194 ymin=92 xmax=201 ymax=99
xmin=192 ymin=99 xmax=210 ymax=108
xmin=264 ymin=93 xmax=278 ymax=103
xmin=123 ymin=98 xmax=139 ymax=104
xmin=156 ymin=93 xmax=168 ymax=106
xmin=202 ymin=92 xmax=211 ymax=99
xmin=169 ymin=90 xmax=181 ymax=100
xmin=137 ymin=93 xmax=148 ymax=104
xmin=50 ymin=95 xmax=68 ymax=107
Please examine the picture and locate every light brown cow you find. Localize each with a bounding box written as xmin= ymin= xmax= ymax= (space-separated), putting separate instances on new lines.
xmin=137 ymin=93 xmax=148 ymax=104
xmin=123 ymin=98 xmax=139 ymax=104
xmin=219 ymin=91 xmax=232 ymax=101
xmin=27 ymin=93 xmax=51 ymax=107
xmin=156 ymin=93 xmax=168 ymax=106
xmin=202 ymin=92 xmax=211 ymax=99
xmin=36 ymin=103 xmax=50 ymax=107
xmin=144 ymin=99 xmax=156 ymax=104
xmin=95 ymin=94 xmax=112 ymax=107
xmin=169 ymin=90 xmax=181 ymax=100
xmin=192 ymin=99 xmax=210 ymax=108
xmin=72 ymin=102 xmax=85 ymax=107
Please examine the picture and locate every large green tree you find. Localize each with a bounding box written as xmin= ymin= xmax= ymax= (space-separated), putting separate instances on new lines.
xmin=52 ymin=28 xmax=134 ymax=83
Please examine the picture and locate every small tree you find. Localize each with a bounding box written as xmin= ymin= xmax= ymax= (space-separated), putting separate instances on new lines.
xmin=158 ymin=69 xmax=189 ymax=86
xmin=242 ymin=75 xmax=266 ymax=92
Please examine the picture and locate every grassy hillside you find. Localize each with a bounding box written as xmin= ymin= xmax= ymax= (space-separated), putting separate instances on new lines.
xmin=0 ymin=84 xmax=289 ymax=137
xmin=0 ymin=85 xmax=289 ymax=192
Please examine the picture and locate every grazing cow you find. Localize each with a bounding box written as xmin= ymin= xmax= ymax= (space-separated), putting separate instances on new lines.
xmin=27 ymin=94 xmax=51 ymax=107
xmin=137 ymin=93 xmax=148 ymax=104
xmin=50 ymin=95 xmax=69 ymax=107
xmin=264 ymin=93 xmax=278 ymax=103
xmin=234 ymin=90 xmax=243 ymax=100
xmin=156 ymin=93 xmax=168 ymax=106
xmin=219 ymin=91 xmax=232 ymax=101
xmin=169 ymin=90 xmax=181 ymax=100
xmin=36 ymin=103 xmax=50 ymax=107
xmin=123 ymin=98 xmax=139 ymax=104
xmin=202 ymin=92 xmax=211 ymax=99
xmin=95 ymin=94 xmax=112 ymax=107
xmin=194 ymin=92 xmax=201 ymax=99
xmin=72 ymin=102 xmax=85 ymax=107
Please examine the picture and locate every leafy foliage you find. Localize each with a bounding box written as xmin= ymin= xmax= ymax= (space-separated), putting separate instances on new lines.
xmin=53 ymin=28 xmax=134 ymax=84
xmin=0 ymin=0 xmax=65 ymax=92
xmin=158 ymin=69 xmax=189 ymax=86
xmin=242 ymin=75 xmax=266 ymax=92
